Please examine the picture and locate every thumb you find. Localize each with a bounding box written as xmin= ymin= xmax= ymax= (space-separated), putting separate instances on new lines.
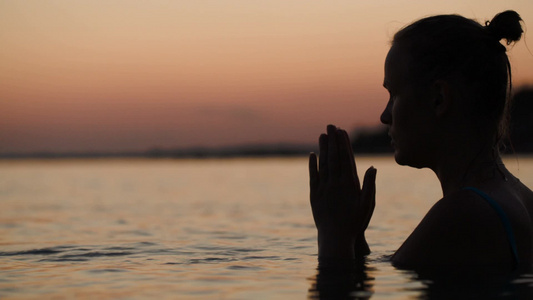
xmin=360 ymin=167 xmax=377 ymax=229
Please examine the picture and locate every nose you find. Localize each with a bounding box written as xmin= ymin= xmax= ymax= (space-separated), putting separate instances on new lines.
xmin=380 ymin=100 xmax=392 ymax=125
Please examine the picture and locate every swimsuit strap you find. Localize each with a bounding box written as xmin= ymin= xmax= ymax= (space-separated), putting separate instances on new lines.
xmin=463 ymin=187 xmax=519 ymax=266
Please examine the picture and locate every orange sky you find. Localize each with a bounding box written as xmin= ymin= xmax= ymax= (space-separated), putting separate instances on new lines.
xmin=1 ymin=0 xmax=533 ymax=153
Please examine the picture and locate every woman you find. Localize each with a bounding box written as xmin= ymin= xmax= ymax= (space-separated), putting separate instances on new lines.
xmin=309 ymin=10 xmax=533 ymax=269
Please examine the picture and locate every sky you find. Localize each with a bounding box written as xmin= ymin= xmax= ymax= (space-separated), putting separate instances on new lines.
xmin=1 ymin=0 xmax=533 ymax=154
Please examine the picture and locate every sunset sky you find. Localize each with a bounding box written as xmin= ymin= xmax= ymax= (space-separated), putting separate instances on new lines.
xmin=1 ymin=0 xmax=533 ymax=154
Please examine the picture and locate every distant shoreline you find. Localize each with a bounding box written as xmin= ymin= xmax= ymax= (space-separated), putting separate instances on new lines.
xmin=2 ymin=147 xmax=531 ymax=160
xmin=0 ymin=144 xmax=318 ymax=160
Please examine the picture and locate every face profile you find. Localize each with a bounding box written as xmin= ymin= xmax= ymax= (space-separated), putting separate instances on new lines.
xmin=381 ymin=45 xmax=437 ymax=169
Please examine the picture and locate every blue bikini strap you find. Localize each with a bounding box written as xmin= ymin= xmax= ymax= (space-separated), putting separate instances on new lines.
xmin=463 ymin=187 xmax=519 ymax=266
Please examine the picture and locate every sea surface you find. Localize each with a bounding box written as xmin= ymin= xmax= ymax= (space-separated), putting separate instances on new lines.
xmin=1 ymin=156 xmax=533 ymax=299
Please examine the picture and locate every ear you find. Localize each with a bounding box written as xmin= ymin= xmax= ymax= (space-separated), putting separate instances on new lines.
xmin=431 ymin=80 xmax=452 ymax=117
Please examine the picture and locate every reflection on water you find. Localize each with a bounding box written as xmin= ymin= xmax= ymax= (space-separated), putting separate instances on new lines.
xmin=1 ymin=156 xmax=533 ymax=299
xmin=308 ymin=260 xmax=375 ymax=299
xmin=307 ymin=261 xmax=533 ymax=299
xmin=413 ymin=265 xmax=533 ymax=299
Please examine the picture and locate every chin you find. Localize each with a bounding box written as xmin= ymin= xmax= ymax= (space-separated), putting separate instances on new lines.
xmin=394 ymin=150 xmax=427 ymax=169
xmin=393 ymin=151 xmax=409 ymax=166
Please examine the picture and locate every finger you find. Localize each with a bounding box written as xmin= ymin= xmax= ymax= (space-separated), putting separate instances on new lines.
xmin=336 ymin=130 xmax=349 ymax=177
xmin=339 ymin=130 xmax=358 ymax=186
xmin=309 ymin=152 xmax=319 ymax=195
xmin=318 ymin=134 xmax=328 ymax=183
xmin=327 ymin=124 xmax=340 ymax=179
xmin=360 ymin=167 xmax=377 ymax=230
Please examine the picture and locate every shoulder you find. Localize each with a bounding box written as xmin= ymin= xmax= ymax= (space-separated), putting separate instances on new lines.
xmin=392 ymin=189 xmax=515 ymax=268
xmin=514 ymin=181 xmax=533 ymax=218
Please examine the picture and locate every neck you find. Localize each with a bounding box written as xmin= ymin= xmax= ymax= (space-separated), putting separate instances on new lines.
xmin=433 ymin=144 xmax=505 ymax=197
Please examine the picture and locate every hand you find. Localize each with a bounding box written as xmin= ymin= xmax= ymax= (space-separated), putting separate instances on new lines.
xmin=309 ymin=125 xmax=377 ymax=260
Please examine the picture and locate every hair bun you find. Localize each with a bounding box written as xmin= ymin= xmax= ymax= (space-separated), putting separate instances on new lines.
xmin=486 ymin=10 xmax=523 ymax=45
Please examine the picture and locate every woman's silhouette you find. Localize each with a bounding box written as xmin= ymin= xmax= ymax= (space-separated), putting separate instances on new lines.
xmin=309 ymin=10 xmax=533 ymax=270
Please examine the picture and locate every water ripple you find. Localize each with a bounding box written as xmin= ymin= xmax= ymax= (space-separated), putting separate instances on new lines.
xmin=87 ymin=268 xmax=128 ymax=273
xmin=188 ymin=257 xmax=238 ymax=264
xmin=243 ymin=255 xmax=280 ymax=260
xmin=61 ymin=251 xmax=133 ymax=258
xmin=226 ymin=265 xmax=264 ymax=271
xmin=0 ymin=248 xmax=64 ymax=256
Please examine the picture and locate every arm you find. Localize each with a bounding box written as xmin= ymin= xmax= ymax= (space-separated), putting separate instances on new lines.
xmin=309 ymin=125 xmax=377 ymax=262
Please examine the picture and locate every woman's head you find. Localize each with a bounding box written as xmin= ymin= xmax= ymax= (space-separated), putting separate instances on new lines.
xmin=381 ymin=11 xmax=524 ymax=166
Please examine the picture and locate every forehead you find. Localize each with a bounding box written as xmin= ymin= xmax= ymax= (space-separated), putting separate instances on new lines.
xmin=384 ymin=45 xmax=409 ymax=88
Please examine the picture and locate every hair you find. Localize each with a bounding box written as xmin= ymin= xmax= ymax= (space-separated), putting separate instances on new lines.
xmin=392 ymin=10 xmax=524 ymax=148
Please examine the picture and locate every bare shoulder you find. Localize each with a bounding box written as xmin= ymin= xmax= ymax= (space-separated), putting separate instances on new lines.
xmin=392 ymin=188 xmax=521 ymax=268
xmin=513 ymin=180 xmax=533 ymax=217
xmin=486 ymin=179 xmax=533 ymax=240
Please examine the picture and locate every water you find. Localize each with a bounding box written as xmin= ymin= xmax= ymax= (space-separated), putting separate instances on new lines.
xmin=1 ymin=156 xmax=533 ymax=299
